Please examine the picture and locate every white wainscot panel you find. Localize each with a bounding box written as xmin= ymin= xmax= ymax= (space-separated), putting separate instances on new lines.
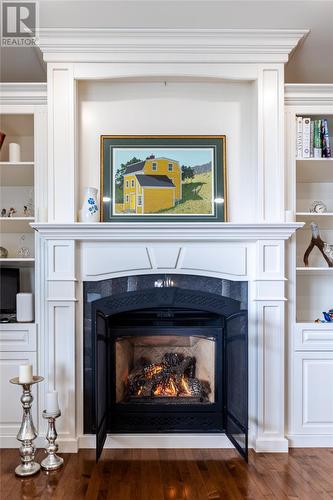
xmin=294 ymin=352 xmax=333 ymax=434
xmin=49 ymin=303 xmax=75 ymax=439
xmin=0 ymin=323 xmax=36 ymax=352
xmin=82 ymin=244 xmax=153 ymax=278
xmin=254 ymin=280 xmax=285 ymax=301
xmin=48 ymin=240 xmax=75 ymax=280
xmin=179 ymin=244 xmax=247 ymax=277
xmin=257 ymin=240 xmax=284 ymax=278
xmin=295 ymin=323 xmax=333 ymax=351
xmin=48 ymin=280 xmax=76 ymax=301
xmin=0 ymin=352 xmax=37 ymax=438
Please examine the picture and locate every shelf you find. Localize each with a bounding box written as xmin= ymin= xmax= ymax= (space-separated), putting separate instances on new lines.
xmin=0 ymin=162 xmax=34 ymax=186
xmin=0 ymin=217 xmax=34 ymax=233
xmin=0 ymin=258 xmax=35 ymax=266
xmin=296 ymin=158 xmax=333 ymax=161
xmin=296 ymin=267 xmax=333 ymax=273
xmin=296 ymin=212 xmax=333 ymax=216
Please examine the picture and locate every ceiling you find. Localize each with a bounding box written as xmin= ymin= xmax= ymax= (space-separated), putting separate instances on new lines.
xmin=1 ymin=0 xmax=333 ymax=83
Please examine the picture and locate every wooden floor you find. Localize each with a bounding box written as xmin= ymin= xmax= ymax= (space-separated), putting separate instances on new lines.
xmin=1 ymin=448 xmax=333 ymax=499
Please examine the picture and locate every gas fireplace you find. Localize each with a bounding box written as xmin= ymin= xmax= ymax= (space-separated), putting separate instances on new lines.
xmin=83 ymin=276 xmax=248 ymax=460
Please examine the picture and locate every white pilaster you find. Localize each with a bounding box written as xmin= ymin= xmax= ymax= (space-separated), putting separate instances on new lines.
xmin=47 ymin=64 xmax=76 ymax=223
xmin=257 ymin=66 xmax=285 ymax=222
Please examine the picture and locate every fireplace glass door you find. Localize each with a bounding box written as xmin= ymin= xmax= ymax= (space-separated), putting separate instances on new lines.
xmin=115 ymin=334 xmax=216 ymax=405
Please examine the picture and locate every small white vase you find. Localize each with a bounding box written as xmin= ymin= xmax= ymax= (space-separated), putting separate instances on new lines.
xmin=79 ymin=187 xmax=99 ymax=222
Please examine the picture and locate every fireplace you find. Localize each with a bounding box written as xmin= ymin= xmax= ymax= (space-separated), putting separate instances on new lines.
xmin=83 ymin=275 xmax=248 ymax=460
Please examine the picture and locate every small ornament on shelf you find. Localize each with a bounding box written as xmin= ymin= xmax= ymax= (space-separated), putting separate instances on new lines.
xmin=79 ymin=187 xmax=99 ymax=222
xmin=8 ymin=207 xmax=17 ymax=218
xmin=304 ymin=222 xmax=333 ymax=268
xmin=0 ymin=247 xmax=8 ymax=258
xmin=1 ymin=208 xmax=6 ymax=217
xmin=0 ymin=130 xmax=6 ymax=150
xmin=309 ymin=201 xmax=327 ymax=214
xmin=315 ymin=310 xmax=333 ymax=323
xmin=17 ymin=234 xmax=30 ymax=258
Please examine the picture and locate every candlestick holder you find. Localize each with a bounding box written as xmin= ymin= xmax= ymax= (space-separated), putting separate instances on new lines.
xmin=10 ymin=375 xmax=44 ymax=477
xmin=41 ymin=410 xmax=63 ymax=471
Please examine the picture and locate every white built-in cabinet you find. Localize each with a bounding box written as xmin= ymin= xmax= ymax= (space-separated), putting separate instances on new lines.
xmin=0 ymin=84 xmax=47 ymax=445
xmin=285 ymin=84 xmax=333 ymax=446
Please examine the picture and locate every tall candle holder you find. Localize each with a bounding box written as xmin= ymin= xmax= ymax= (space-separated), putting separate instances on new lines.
xmin=41 ymin=410 xmax=63 ymax=471
xmin=10 ymin=376 xmax=44 ymax=477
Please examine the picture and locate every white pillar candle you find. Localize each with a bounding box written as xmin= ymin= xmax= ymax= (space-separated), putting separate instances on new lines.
xmin=45 ymin=391 xmax=60 ymax=414
xmin=19 ymin=364 xmax=33 ymax=384
xmin=9 ymin=143 xmax=21 ymax=162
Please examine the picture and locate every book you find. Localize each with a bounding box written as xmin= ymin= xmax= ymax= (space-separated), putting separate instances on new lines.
xmin=296 ymin=116 xmax=303 ymax=158
xmin=314 ymin=119 xmax=322 ymax=158
xmin=322 ymin=119 xmax=331 ymax=158
xmin=310 ymin=120 xmax=314 ymax=157
xmin=302 ymin=117 xmax=311 ymax=158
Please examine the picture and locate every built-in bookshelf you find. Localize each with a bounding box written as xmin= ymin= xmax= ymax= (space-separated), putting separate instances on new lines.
xmin=0 ymin=85 xmax=47 ymax=325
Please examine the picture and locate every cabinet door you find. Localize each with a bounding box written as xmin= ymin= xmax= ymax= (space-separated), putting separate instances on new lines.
xmin=0 ymin=352 xmax=37 ymax=440
xmin=294 ymin=352 xmax=333 ymax=434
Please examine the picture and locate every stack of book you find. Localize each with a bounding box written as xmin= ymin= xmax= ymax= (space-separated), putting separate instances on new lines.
xmin=296 ymin=117 xmax=332 ymax=158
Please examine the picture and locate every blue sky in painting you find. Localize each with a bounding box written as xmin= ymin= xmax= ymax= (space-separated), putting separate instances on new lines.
xmin=113 ymin=148 xmax=213 ymax=173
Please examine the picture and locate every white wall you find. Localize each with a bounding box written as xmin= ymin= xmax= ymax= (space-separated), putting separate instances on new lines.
xmin=78 ymin=79 xmax=256 ymax=222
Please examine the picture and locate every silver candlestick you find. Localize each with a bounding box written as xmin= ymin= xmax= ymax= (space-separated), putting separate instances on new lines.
xmin=10 ymin=376 xmax=44 ymax=477
xmin=41 ymin=410 xmax=63 ymax=471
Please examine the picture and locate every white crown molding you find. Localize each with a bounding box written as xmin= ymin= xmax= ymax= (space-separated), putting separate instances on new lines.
xmin=37 ymin=28 xmax=309 ymax=64
xmin=31 ymin=222 xmax=304 ymax=241
xmin=285 ymin=84 xmax=333 ymax=106
xmin=0 ymin=83 xmax=47 ymax=105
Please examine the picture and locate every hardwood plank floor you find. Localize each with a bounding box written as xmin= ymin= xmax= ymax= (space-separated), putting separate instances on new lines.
xmin=1 ymin=448 xmax=333 ymax=500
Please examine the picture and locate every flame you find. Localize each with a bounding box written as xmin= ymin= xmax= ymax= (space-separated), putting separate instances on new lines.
xmin=180 ymin=376 xmax=191 ymax=396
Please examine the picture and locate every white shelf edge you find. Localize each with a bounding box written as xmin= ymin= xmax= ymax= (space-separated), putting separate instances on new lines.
xmin=0 ymin=161 xmax=34 ymax=166
xmin=296 ymin=158 xmax=333 ymax=161
xmin=0 ymin=258 xmax=35 ymax=262
xmin=0 ymin=217 xmax=35 ymax=221
xmin=296 ymin=212 xmax=333 ymax=216
xmin=296 ymin=267 xmax=333 ymax=272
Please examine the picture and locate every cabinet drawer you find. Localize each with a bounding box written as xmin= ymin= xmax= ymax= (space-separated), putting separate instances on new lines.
xmin=0 ymin=323 xmax=36 ymax=351
xmin=295 ymin=323 xmax=333 ymax=351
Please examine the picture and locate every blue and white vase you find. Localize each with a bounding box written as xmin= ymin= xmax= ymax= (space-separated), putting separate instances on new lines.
xmin=79 ymin=187 xmax=99 ymax=222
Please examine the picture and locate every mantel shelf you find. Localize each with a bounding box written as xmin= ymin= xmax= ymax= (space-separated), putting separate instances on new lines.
xmin=31 ymin=222 xmax=304 ymax=241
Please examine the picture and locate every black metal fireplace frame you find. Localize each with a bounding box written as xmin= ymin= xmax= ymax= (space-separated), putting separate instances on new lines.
xmin=89 ymin=286 xmax=248 ymax=462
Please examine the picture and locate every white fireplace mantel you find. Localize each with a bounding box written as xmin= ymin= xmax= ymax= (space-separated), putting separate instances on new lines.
xmin=32 ymin=222 xmax=303 ymax=453
xmin=32 ymin=222 xmax=303 ymax=241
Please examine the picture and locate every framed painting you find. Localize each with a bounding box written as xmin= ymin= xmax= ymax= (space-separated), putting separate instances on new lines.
xmin=100 ymin=135 xmax=227 ymax=222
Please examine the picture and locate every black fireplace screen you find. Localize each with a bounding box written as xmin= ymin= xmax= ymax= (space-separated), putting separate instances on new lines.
xmin=90 ymin=286 xmax=248 ymax=462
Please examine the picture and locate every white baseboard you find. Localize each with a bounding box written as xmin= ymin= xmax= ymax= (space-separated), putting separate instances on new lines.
xmin=287 ymin=434 xmax=333 ymax=448
xmin=255 ymin=437 xmax=289 ymax=453
xmin=78 ymin=433 xmax=234 ymax=449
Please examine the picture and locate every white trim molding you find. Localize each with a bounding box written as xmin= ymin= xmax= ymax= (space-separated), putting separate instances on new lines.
xmin=31 ymin=222 xmax=303 ymax=241
xmin=285 ymin=84 xmax=333 ymax=106
xmin=0 ymin=83 xmax=47 ymax=105
xmin=38 ymin=28 xmax=308 ymax=63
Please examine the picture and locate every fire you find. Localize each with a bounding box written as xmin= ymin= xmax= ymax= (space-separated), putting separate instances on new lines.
xmin=148 ymin=375 xmax=192 ymax=397
xmin=180 ymin=376 xmax=192 ymax=396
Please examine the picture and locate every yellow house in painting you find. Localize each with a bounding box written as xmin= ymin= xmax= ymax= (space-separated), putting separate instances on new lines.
xmin=123 ymin=156 xmax=182 ymax=214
